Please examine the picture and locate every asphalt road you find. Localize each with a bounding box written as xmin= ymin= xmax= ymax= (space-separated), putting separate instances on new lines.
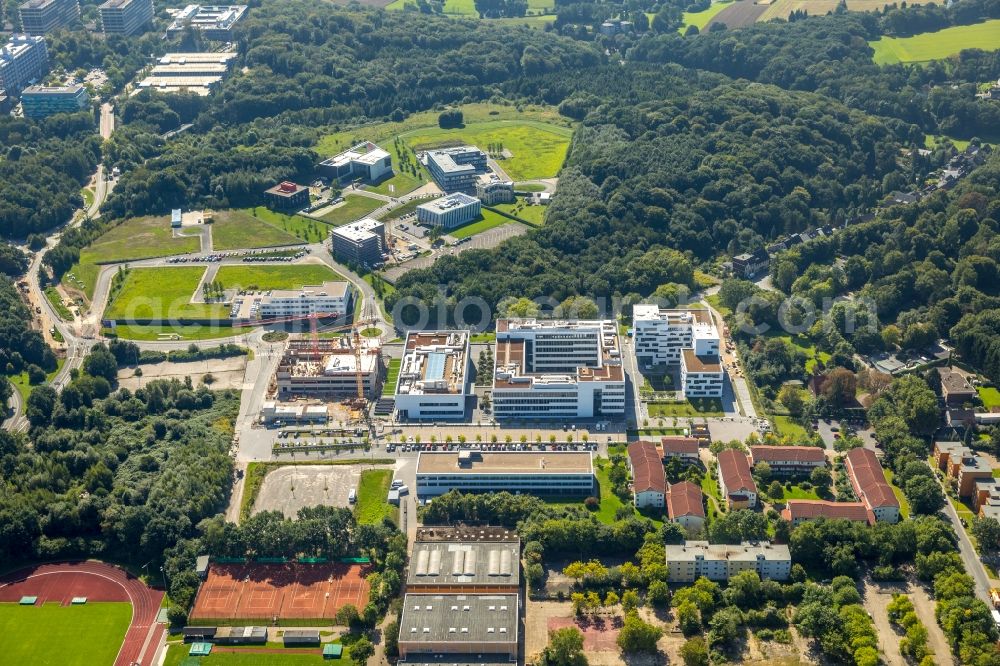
xmin=941 ymin=489 xmax=992 ymax=605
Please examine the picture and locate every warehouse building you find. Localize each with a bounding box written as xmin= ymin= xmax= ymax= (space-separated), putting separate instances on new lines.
xmin=844 ymin=447 xmax=900 ymax=523
xmin=475 ymin=172 xmax=514 ymax=205
xmin=20 ymin=83 xmax=88 ymax=118
xmin=0 ymin=35 xmax=48 ymax=96
xmin=665 ymin=541 xmax=791 ymax=582
xmin=491 ymin=319 xmax=626 ymax=420
xmin=748 ymin=446 xmax=827 ymax=476
xmin=230 ymin=281 xmax=353 ymax=323
xmin=398 ymin=594 xmax=518 ymax=660
xmin=275 ymin=337 xmax=381 ymax=398
xmin=395 ymin=331 xmax=470 ymax=421
xmin=633 ymin=305 xmax=725 ymax=398
xmin=416 ymin=192 xmax=481 ymax=230
xmin=19 ymin=0 xmax=79 ymax=35
xmin=166 ymin=4 xmax=247 ymax=39
xmin=317 ymin=141 xmax=392 ymax=183
xmin=407 ymin=529 xmax=521 ymax=593
xmin=99 ymin=0 xmax=154 ymax=35
xmin=415 ymin=450 xmax=594 ymax=498
xmin=425 ymin=145 xmax=488 ymax=193
xmin=330 ymin=218 xmax=386 ymax=267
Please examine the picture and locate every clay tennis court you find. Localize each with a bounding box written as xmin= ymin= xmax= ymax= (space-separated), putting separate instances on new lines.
xmin=0 ymin=560 xmax=164 ymax=666
xmin=548 ymin=615 xmax=621 ymax=651
xmin=190 ymin=563 xmax=370 ymax=622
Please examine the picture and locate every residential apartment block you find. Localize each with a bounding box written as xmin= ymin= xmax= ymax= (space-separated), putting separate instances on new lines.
xmin=667 ymin=481 xmax=705 ymax=534
xmin=19 ymin=0 xmax=79 ymax=35
xmin=317 ymin=141 xmax=392 ymax=184
xmin=780 ymin=500 xmax=874 ymax=526
xmin=20 ymin=83 xmax=88 ymax=118
xmin=748 ymin=446 xmax=826 ymax=476
xmin=665 ymin=541 xmax=791 ymax=582
xmin=416 ymin=192 xmax=481 ymax=230
xmin=395 ymin=331 xmax=470 ymax=420
xmin=844 ymin=447 xmax=900 ymax=523
xmin=274 ymin=338 xmax=381 ymax=398
xmin=99 ymin=0 xmax=154 ymax=35
xmin=330 ymin=218 xmax=386 ymax=267
xmin=229 ymin=281 xmax=352 ymax=322
xmin=166 ymin=4 xmax=247 ymax=39
xmin=632 ymin=305 xmax=724 ymax=398
xmin=628 ymin=441 xmax=666 ymax=509
xmin=475 ymin=172 xmax=514 ymax=205
xmin=717 ymin=449 xmax=757 ymax=509
xmin=491 ymin=319 xmax=626 ymax=420
xmin=0 ymin=35 xmax=48 ymax=96
xmin=660 ymin=436 xmax=700 ymax=464
xmin=415 ymin=451 xmax=594 ymax=498
xmin=425 ymin=145 xmax=488 ymax=193
xmin=933 ymin=440 xmax=994 ymax=498
xmin=731 ymin=249 xmax=770 ymax=278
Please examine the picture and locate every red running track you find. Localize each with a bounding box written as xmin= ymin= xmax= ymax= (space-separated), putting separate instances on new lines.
xmin=0 ymin=561 xmax=165 ymax=666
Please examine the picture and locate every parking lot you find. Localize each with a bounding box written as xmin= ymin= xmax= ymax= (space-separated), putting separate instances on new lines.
xmin=252 ymin=464 xmax=365 ymax=518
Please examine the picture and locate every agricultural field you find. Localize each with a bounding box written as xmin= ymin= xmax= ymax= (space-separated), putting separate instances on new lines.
xmin=448 ymin=210 xmax=519 ymax=239
xmin=403 ymin=120 xmax=572 ymax=181
xmin=679 ymin=0 xmax=733 ymax=31
xmin=354 ymin=469 xmax=396 ymax=524
xmin=63 ymin=215 xmax=201 ymax=299
xmin=105 ymin=266 xmax=226 ymax=321
xmin=0 ymin=602 xmax=132 ymax=666
xmin=215 ymin=264 xmax=343 ymax=291
xmin=209 ymin=210 xmax=303 ymax=250
xmin=318 ymin=195 xmax=384 ymax=226
xmin=706 ymin=0 xmax=766 ymax=28
xmin=870 ymin=19 xmax=1000 ymax=64
xmin=760 ymin=0 xmax=929 ymax=21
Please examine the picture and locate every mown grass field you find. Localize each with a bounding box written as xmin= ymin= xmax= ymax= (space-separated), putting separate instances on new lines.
xmin=679 ymin=0 xmax=732 ymax=31
xmin=364 ymin=142 xmax=426 ymax=196
xmin=383 ymin=357 xmax=401 ymax=396
xmin=0 ymin=602 xmax=132 ymax=666
xmin=403 ymin=120 xmax=572 ymax=181
xmin=979 ymin=386 xmax=1000 ymax=410
xmin=215 ymin=264 xmax=342 ymax=292
xmin=355 ymin=469 xmax=396 ymax=524
xmin=647 ymin=398 xmax=724 ymax=417
xmin=105 ymin=266 xmax=226 ymax=321
xmin=163 ymin=643 xmax=350 ymax=666
xmin=111 ymin=323 xmax=254 ymax=341
xmin=318 ymin=195 xmax=384 ymax=226
xmin=773 ymin=415 xmax=810 ymax=441
xmin=490 ymin=201 xmax=546 ymax=227
xmin=870 ymin=20 xmax=1000 ymax=64
xmin=210 ymin=210 xmax=303 ymax=250
xmin=63 ymin=215 xmax=201 ymax=299
xmin=448 ymin=210 xmax=518 ymax=239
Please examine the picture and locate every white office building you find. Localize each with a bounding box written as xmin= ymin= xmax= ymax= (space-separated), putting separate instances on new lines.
xmin=230 ymin=281 xmax=352 ymax=322
xmin=395 ymin=331 xmax=470 ymax=421
xmin=633 ymin=305 xmax=724 ymax=397
xmin=0 ymin=35 xmax=48 ymax=96
xmin=416 ymin=193 xmax=481 ymax=230
xmin=492 ymin=319 xmax=626 ymax=420
xmin=19 ymin=0 xmax=79 ymax=35
xmin=425 ymin=145 xmax=488 ymax=193
xmin=99 ymin=0 xmax=154 ymax=35
xmin=318 ymin=141 xmax=393 ymax=184
xmin=475 ymin=173 xmax=514 ymax=205
xmin=166 ymin=4 xmax=247 ymax=39
xmin=416 ymin=451 xmax=594 ymax=497
xmin=665 ymin=541 xmax=791 ymax=582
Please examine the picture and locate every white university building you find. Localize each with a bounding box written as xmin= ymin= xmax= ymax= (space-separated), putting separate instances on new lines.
xmin=632 ymin=305 xmax=724 ymax=398
xmin=394 ymin=331 xmax=471 ymax=421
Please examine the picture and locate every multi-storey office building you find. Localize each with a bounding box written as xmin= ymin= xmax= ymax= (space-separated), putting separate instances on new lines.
xmin=0 ymin=35 xmax=48 ymax=96
xmin=19 ymin=0 xmax=79 ymax=35
xmin=475 ymin=173 xmax=514 ymax=205
xmin=395 ymin=331 xmax=470 ymax=420
xmin=330 ymin=218 xmax=386 ymax=267
xmin=166 ymin=4 xmax=247 ymax=39
xmin=492 ymin=319 xmax=626 ymax=420
xmin=317 ymin=141 xmax=392 ymax=183
xmin=275 ymin=338 xmax=381 ymax=398
xmin=425 ymin=146 xmax=487 ymax=193
xmin=633 ymin=305 xmax=725 ymax=398
xmin=20 ymin=83 xmax=88 ymax=118
xmin=99 ymin=0 xmax=154 ymax=35
xmin=230 ymin=282 xmax=352 ymax=323
xmin=416 ymin=192 xmax=481 ymax=230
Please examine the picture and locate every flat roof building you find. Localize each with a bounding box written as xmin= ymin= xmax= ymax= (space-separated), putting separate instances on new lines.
xmin=780 ymin=500 xmax=874 ymax=526
xmin=395 ymin=331 xmax=470 ymax=421
xmin=99 ymin=0 xmax=154 ymax=35
xmin=0 ymin=35 xmax=48 ymax=96
xmin=633 ymin=305 xmax=724 ymax=398
xmin=407 ymin=535 xmax=521 ymax=592
xmin=665 ymin=541 xmax=791 ymax=583
xmin=628 ymin=441 xmax=665 ymax=509
xmin=264 ymin=181 xmax=309 ymax=210
xmin=844 ymin=447 xmax=899 ymax=523
xmin=732 ymin=249 xmax=770 ymax=279
xmin=230 ymin=281 xmax=353 ymax=323
xmin=417 ymin=192 xmax=481 ymax=231
xmin=933 ymin=440 xmax=994 ymax=498
xmin=492 ymin=319 xmax=625 ymax=420
xmin=167 ymin=4 xmax=248 ymax=39
xmin=275 ymin=337 xmax=381 ymax=398
xmin=137 ymin=52 xmax=236 ymax=96
xmin=748 ymin=445 xmax=826 ymax=476
xmin=330 ymin=218 xmax=386 ymax=268
xmin=717 ymin=449 xmax=757 ymax=509
xmin=398 ymin=594 xmax=518 ymax=660
xmin=317 ymin=141 xmax=392 ymax=184
xmin=19 ymin=0 xmax=79 ymax=35
xmin=20 ymin=83 xmax=88 ymax=118
xmin=425 ymin=146 xmax=488 ymax=193
xmin=415 ymin=451 xmax=594 ymax=498
xmin=475 ymin=172 xmax=514 ymax=205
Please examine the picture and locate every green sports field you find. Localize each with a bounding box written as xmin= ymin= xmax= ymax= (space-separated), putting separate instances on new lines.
xmin=870 ymin=20 xmax=1000 ymax=64
xmin=215 ymin=264 xmax=343 ymax=291
xmin=105 ymin=266 xmax=226 ymax=321
xmin=0 ymin=602 xmax=132 ymax=666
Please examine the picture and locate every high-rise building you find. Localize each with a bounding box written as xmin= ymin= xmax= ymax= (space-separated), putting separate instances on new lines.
xmin=20 ymin=83 xmax=88 ymax=118
xmin=19 ymin=0 xmax=79 ymax=35
xmin=0 ymin=35 xmax=48 ymax=96
xmin=99 ymin=0 xmax=154 ymax=36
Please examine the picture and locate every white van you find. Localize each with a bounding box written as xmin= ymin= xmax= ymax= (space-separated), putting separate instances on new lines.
xmin=348 ymin=489 xmax=357 ymax=504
